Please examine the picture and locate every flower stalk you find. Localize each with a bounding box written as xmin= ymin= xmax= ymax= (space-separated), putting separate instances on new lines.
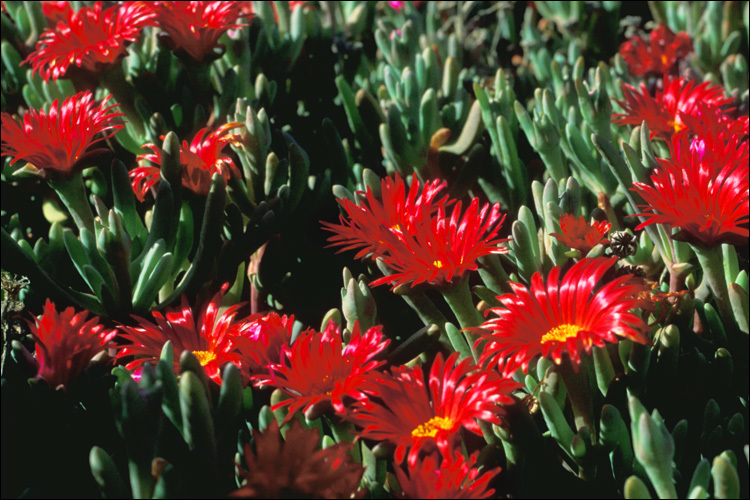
xmin=98 ymin=63 xmax=145 ymax=137
xmin=48 ymin=172 xmax=96 ymax=234
xmin=693 ymin=244 xmax=733 ymax=323
xmin=440 ymin=278 xmax=483 ymax=360
xmin=556 ymin=357 xmax=595 ymax=434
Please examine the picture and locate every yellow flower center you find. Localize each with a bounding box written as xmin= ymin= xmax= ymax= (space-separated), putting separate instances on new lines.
xmin=192 ymin=350 xmax=217 ymax=366
xmin=667 ymin=120 xmax=686 ymax=133
xmin=411 ymin=416 xmax=455 ymax=437
xmin=433 ymin=260 xmax=443 ymax=269
xmin=540 ymin=324 xmax=582 ymax=344
xmin=392 ymin=223 xmax=401 ymax=231
xmin=660 ymin=54 xmax=669 ymax=65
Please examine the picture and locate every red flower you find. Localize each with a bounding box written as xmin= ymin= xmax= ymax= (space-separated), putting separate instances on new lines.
xmin=631 ymin=131 xmax=749 ymax=247
xmin=231 ymin=420 xmax=364 ymax=499
xmin=477 ymin=257 xmax=651 ymax=377
xmin=323 ymin=173 xmax=509 ymax=288
xmin=619 ymin=23 xmax=692 ymax=77
xmin=395 ymin=451 xmax=501 ymax=499
xmin=256 ymin=321 xmax=389 ymax=421
xmin=613 ymin=77 xmax=732 ymax=140
xmin=550 ymin=214 xmax=611 ymax=255
xmin=348 ymin=353 xmax=517 ymax=468
xmin=1 ymin=91 xmax=124 ymax=178
xmin=156 ymin=1 xmax=245 ymax=63
xmin=130 ymin=122 xmax=243 ymax=200
xmin=231 ymin=312 xmax=296 ymax=383
xmin=116 ymin=284 xmax=244 ymax=384
xmin=322 ymin=172 xmax=449 ymax=261
xmin=23 ymin=1 xmax=157 ymax=81
xmin=26 ymin=300 xmax=116 ymax=388
xmin=40 ymin=1 xmax=73 ymax=26
xmin=370 ymin=197 xmax=509 ymax=288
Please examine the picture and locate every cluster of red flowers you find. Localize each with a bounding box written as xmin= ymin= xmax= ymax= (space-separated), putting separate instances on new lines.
xmin=25 ymin=284 xmax=521 ymax=496
xmin=615 ymin=24 xmax=749 ymax=248
xmin=25 ymin=1 xmax=248 ymax=81
xmin=3 ymin=1 xmax=251 ymax=190
xmin=12 ymin=11 xmax=743 ymax=499
xmin=115 ymin=284 xmax=307 ymax=386
xmin=323 ymin=172 xmax=510 ymax=288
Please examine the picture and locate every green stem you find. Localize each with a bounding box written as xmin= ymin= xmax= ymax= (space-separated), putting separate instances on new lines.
xmin=693 ymin=245 xmax=732 ymax=323
xmin=592 ymin=345 xmax=615 ymax=397
xmin=400 ymin=292 xmax=452 ymax=351
xmin=478 ymin=254 xmax=512 ymax=295
xmin=183 ymin=59 xmax=214 ymax=109
xmin=440 ymin=278 xmax=483 ymax=360
xmin=556 ymin=357 xmax=595 ymax=434
xmin=98 ymin=63 xmax=145 ymax=137
xmin=441 ymin=278 xmax=483 ymax=329
xmin=48 ymin=172 xmax=95 ymax=234
xmin=325 ymin=416 xmax=362 ymax=462
xmin=477 ymin=419 xmax=498 ymax=446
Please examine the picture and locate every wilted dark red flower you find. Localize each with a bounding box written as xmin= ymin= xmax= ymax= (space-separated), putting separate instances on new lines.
xmin=632 ymin=131 xmax=749 ymax=247
xmin=349 ymin=353 xmax=517 ymax=468
xmin=231 ymin=420 xmax=364 ymax=499
xmin=1 ymin=91 xmax=124 ymax=178
xmin=156 ymin=1 xmax=245 ymax=63
xmin=323 ymin=173 xmax=509 ymax=288
xmin=619 ymin=23 xmax=692 ymax=77
xmin=23 ymin=1 xmax=157 ymax=81
xmin=116 ymin=284 xmax=244 ymax=384
xmin=256 ymin=321 xmax=389 ymax=421
xmin=395 ymin=450 xmax=501 ymax=499
xmin=477 ymin=257 xmax=651 ymax=377
xmin=613 ymin=77 xmax=733 ymax=140
xmin=551 ymin=214 xmax=611 ymax=255
xmin=130 ymin=122 xmax=243 ymax=200
xmin=27 ymin=300 xmax=116 ymax=388
xmin=232 ymin=312 xmax=296 ymax=381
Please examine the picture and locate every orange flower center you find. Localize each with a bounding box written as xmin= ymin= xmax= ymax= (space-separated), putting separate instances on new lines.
xmin=541 ymin=324 xmax=582 ymax=344
xmin=321 ymin=374 xmax=333 ymax=395
xmin=411 ymin=416 xmax=455 ymax=437
xmin=667 ymin=120 xmax=686 ymax=133
xmin=660 ymin=54 xmax=669 ymax=66
xmin=703 ymin=214 xmax=720 ymax=225
xmin=192 ymin=350 xmax=217 ymax=366
xmin=433 ymin=260 xmax=443 ymax=269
